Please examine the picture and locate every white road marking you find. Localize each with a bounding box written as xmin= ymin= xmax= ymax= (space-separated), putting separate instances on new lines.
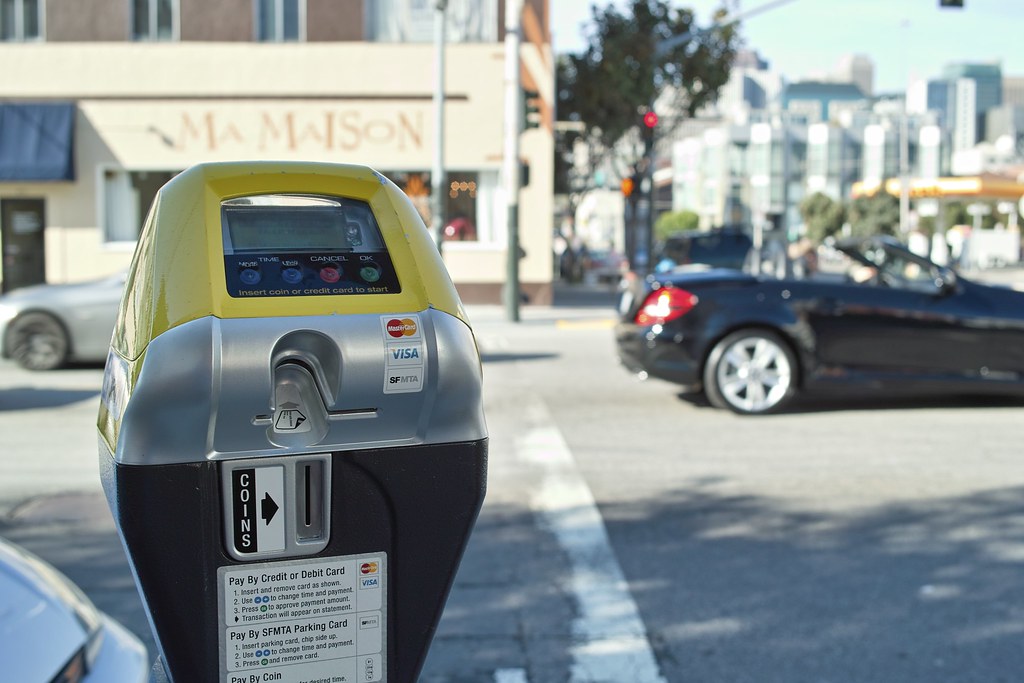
xmin=517 ymin=399 xmax=667 ymax=683
xmin=494 ymin=668 xmax=529 ymax=683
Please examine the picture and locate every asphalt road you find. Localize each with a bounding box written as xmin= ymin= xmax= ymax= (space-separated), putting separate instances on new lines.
xmin=1 ymin=278 xmax=1024 ymax=682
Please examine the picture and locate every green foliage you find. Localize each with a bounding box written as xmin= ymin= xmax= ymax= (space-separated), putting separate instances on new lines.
xmin=847 ymin=193 xmax=900 ymax=238
xmin=654 ymin=210 xmax=699 ymax=239
xmin=920 ymin=201 xmax=1004 ymax=235
xmin=560 ymin=0 xmax=738 ymax=145
xmin=799 ymin=192 xmax=846 ymax=242
xmin=944 ymin=201 xmax=970 ymax=228
xmin=556 ymin=0 xmax=738 ymax=197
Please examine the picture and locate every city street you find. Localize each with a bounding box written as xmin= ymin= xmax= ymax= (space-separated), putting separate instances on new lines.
xmin=2 ymin=282 xmax=1024 ymax=682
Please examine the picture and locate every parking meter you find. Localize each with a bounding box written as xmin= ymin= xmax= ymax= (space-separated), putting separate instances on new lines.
xmin=98 ymin=161 xmax=487 ymax=683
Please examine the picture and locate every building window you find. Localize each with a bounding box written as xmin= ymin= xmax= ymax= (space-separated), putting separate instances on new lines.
xmin=1 ymin=0 xmax=42 ymax=41
xmin=256 ymin=0 xmax=304 ymax=42
xmin=103 ymin=169 xmax=178 ymax=243
xmin=367 ymin=0 xmax=497 ymax=43
xmin=132 ymin=0 xmax=176 ymax=41
xmin=386 ymin=170 xmax=499 ymax=244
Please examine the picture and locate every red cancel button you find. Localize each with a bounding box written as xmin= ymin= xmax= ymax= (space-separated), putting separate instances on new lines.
xmin=319 ymin=266 xmax=341 ymax=283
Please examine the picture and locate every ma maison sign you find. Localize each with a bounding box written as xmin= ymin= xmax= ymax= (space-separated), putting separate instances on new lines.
xmin=174 ymin=108 xmax=426 ymax=154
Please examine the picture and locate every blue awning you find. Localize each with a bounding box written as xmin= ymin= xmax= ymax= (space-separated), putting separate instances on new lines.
xmin=0 ymin=102 xmax=75 ymax=181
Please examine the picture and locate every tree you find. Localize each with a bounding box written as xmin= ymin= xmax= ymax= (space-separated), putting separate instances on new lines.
xmin=799 ymin=192 xmax=846 ymax=242
xmin=654 ymin=209 xmax=699 ymax=239
xmin=847 ymin=193 xmax=900 ymax=238
xmin=918 ymin=201 xmax=968 ymax=237
xmin=556 ymin=1 xmax=738 ymax=211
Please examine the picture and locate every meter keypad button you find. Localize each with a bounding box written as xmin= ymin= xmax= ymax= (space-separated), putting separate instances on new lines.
xmin=224 ymin=251 xmax=400 ymax=297
xmin=319 ymin=266 xmax=341 ymax=284
xmin=359 ymin=262 xmax=382 ymax=283
xmin=239 ymin=268 xmax=261 ymax=286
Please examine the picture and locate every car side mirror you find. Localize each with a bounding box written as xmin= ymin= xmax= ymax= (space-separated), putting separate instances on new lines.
xmin=935 ymin=266 xmax=957 ymax=294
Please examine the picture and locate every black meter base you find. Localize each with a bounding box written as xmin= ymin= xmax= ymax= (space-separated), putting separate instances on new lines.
xmin=103 ymin=439 xmax=487 ymax=683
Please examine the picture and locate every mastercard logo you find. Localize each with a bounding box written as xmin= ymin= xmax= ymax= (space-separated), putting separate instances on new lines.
xmin=360 ymin=562 xmax=379 ymax=575
xmin=386 ymin=318 xmax=417 ymax=338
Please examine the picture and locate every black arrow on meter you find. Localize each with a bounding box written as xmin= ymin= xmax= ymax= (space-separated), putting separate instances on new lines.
xmin=261 ymin=492 xmax=279 ymax=526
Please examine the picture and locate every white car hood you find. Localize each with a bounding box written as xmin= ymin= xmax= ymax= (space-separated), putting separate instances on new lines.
xmin=0 ymin=539 xmax=91 ymax=682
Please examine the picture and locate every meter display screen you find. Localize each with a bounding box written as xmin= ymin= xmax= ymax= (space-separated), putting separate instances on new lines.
xmin=221 ymin=195 xmax=401 ymax=298
xmin=227 ymin=209 xmax=353 ymax=252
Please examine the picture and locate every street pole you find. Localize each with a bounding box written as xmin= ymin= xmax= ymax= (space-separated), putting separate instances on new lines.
xmin=431 ymin=1 xmax=447 ymax=253
xmin=899 ymin=19 xmax=910 ymax=234
xmin=503 ymin=0 xmax=523 ymax=321
xmin=642 ymin=114 xmax=655 ymax=275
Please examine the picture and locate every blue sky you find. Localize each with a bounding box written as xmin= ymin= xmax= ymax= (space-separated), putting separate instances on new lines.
xmin=551 ymin=0 xmax=1024 ymax=93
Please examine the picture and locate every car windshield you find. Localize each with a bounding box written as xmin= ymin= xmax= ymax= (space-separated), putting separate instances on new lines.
xmin=804 ymin=240 xmax=942 ymax=291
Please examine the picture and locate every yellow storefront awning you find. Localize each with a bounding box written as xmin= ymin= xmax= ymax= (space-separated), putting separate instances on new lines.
xmin=852 ymin=175 xmax=1024 ymax=201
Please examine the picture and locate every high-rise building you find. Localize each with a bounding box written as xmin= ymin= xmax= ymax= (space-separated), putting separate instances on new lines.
xmin=943 ymin=63 xmax=1003 ymax=113
xmin=671 ymin=109 xmax=942 ymax=234
xmin=835 ymin=54 xmax=874 ymax=98
xmin=924 ymin=63 xmax=1004 ymax=154
xmin=782 ymin=81 xmax=867 ymax=123
xmin=716 ymin=49 xmax=782 ymax=121
xmin=985 ymin=104 xmax=1024 ymax=146
xmin=952 ymin=78 xmax=979 ymax=153
xmin=1002 ymin=76 xmax=1024 ymax=108
xmin=942 ymin=62 xmax=1003 ymax=142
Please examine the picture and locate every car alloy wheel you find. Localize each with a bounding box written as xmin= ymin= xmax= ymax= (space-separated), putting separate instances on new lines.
xmin=704 ymin=329 xmax=797 ymax=415
xmin=6 ymin=312 xmax=70 ymax=371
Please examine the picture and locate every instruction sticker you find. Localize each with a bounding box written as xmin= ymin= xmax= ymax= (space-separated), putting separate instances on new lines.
xmin=219 ymin=553 xmax=386 ymax=683
xmin=381 ymin=315 xmax=425 ymax=394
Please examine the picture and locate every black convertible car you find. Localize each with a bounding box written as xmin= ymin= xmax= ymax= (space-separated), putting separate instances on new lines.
xmin=616 ymin=236 xmax=1024 ymax=414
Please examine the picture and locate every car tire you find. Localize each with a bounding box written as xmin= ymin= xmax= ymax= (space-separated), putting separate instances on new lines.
xmin=5 ymin=312 xmax=70 ymax=371
xmin=703 ymin=329 xmax=797 ymax=415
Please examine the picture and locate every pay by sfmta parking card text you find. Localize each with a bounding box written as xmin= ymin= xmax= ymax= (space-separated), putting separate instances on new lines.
xmin=218 ymin=553 xmax=386 ymax=683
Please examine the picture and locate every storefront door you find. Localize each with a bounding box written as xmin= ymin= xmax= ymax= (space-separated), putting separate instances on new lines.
xmin=1 ymin=198 xmax=46 ymax=293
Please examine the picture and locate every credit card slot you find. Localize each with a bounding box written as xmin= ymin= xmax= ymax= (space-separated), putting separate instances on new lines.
xmin=296 ymin=459 xmax=325 ymax=542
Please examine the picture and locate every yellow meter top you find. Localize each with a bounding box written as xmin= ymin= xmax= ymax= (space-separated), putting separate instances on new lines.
xmin=111 ymin=161 xmax=466 ymax=362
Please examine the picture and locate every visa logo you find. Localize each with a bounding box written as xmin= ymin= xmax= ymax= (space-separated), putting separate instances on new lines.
xmin=390 ymin=347 xmax=420 ymax=360
xmin=361 ymin=577 xmax=380 ymax=589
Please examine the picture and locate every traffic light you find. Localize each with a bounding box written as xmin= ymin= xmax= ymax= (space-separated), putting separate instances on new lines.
xmin=939 ymin=0 xmax=963 ymax=6
xmin=523 ymin=89 xmax=541 ymax=129
xmin=621 ymin=177 xmax=635 ymax=197
xmin=641 ymin=110 xmax=657 ymax=153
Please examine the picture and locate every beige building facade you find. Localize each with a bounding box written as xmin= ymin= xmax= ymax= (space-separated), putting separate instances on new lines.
xmin=0 ymin=0 xmax=554 ymax=303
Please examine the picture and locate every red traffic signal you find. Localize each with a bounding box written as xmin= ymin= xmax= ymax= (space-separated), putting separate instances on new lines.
xmin=643 ymin=111 xmax=658 ymax=128
xmin=621 ymin=177 xmax=635 ymax=197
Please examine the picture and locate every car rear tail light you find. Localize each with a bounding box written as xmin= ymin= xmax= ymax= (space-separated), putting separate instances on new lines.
xmin=634 ymin=287 xmax=697 ymax=325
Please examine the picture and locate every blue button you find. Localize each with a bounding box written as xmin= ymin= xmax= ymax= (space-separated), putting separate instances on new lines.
xmin=240 ymin=268 xmax=261 ymax=286
xmin=281 ymin=267 xmax=303 ymax=285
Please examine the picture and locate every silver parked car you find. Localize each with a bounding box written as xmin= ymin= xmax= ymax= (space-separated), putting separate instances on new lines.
xmin=0 ymin=272 xmax=125 ymax=371
xmin=0 ymin=535 xmax=148 ymax=682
